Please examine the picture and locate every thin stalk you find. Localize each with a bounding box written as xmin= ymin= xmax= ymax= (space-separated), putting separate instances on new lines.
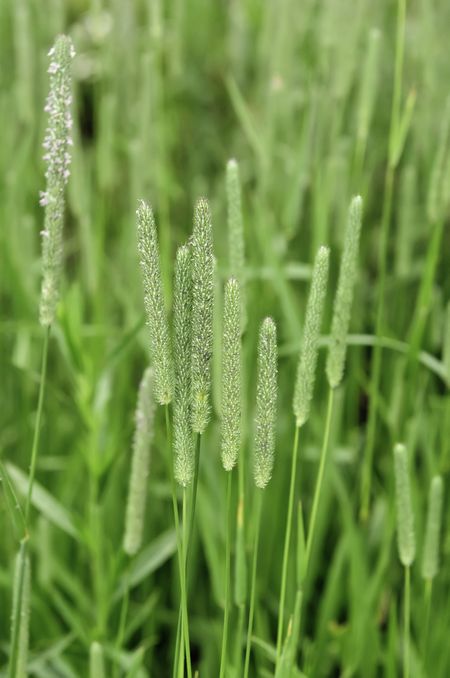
xmin=8 ymin=539 xmax=29 ymax=678
xmin=243 ymin=491 xmax=263 ymax=678
xmin=360 ymin=0 xmax=407 ymax=521
xmin=304 ymin=388 xmax=334 ymax=575
xmin=25 ymin=325 xmax=50 ymax=526
xmin=404 ymin=565 xmax=411 ymax=678
xmin=182 ymin=489 xmax=193 ymax=678
xmin=422 ymin=579 xmax=432 ymax=666
xmin=165 ymin=406 xmax=190 ymax=678
xmin=187 ymin=433 xmax=201 ymax=557
xmin=219 ymin=472 xmax=233 ymax=678
xmin=276 ymin=425 xmax=300 ymax=661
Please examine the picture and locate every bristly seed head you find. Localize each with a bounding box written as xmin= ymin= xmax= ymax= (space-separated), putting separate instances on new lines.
xmin=39 ymin=34 xmax=75 ymax=327
xmin=191 ymin=197 xmax=214 ymax=434
xmin=326 ymin=196 xmax=363 ymax=389
xmin=393 ymin=443 xmax=416 ymax=567
xmin=173 ymin=245 xmax=194 ymax=486
xmin=221 ymin=278 xmax=242 ymax=471
xmin=123 ymin=367 xmax=156 ymax=555
xmin=137 ymin=200 xmax=174 ymax=405
xmin=253 ymin=317 xmax=278 ymax=489
xmin=293 ymin=245 xmax=329 ymax=427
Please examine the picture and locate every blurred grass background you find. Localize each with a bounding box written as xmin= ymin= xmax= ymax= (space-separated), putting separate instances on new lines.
xmin=1 ymin=0 xmax=450 ymax=675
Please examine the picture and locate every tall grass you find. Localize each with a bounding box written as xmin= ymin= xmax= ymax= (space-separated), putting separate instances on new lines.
xmin=1 ymin=1 xmax=449 ymax=676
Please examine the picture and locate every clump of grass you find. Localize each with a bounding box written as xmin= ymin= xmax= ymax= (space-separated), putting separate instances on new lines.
xmin=123 ymin=367 xmax=156 ymax=556
xmin=137 ymin=200 xmax=174 ymax=406
xmin=173 ymin=245 xmax=194 ymax=487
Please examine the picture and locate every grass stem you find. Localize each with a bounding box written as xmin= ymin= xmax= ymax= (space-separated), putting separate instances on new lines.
xmin=404 ymin=564 xmax=411 ymax=678
xmin=276 ymin=424 xmax=300 ymax=661
xmin=243 ymin=490 xmax=263 ymax=678
xmin=219 ymin=471 xmax=233 ymax=678
xmin=304 ymin=388 xmax=334 ymax=575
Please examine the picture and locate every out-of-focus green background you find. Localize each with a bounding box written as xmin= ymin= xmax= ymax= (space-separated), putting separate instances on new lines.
xmin=1 ymin=0 xmax=450 ymax=675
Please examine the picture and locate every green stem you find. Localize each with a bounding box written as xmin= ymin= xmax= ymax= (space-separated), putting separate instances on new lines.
xmin=8 ymin=539 xmax=29 ymax=678
xmin=219 ymin=472 xmax=233 ymax=678
xmin=187 ymin=433 xmax=201 ymax=554
xmin=243 ymin=490 xmax=263 ymax=678
xmin=165 ymin=406 xmax=190 ymax=678
xmin=25 ymin=325 xmax=50 ymax=527
xmin=422 ymin=578 xmax=432 ymax=668
xmin=304 ymin=388 xmax=334 ymax=575
xmin=181 ymin=489 xmax=193 ymax=678
xmin=404 ymin=565 xmax=411 ymax=678
xmin=276 ymin=425 xmax=300 ymax=661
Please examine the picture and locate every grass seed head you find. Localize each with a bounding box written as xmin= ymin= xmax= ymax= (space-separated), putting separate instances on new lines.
xmin=39 ymin=35 xmax=75 ymax=327
xmin=393 ymin=443 xmax=416 ymax=567
xmin=293 ymin=245 xmax=329 ymax=427
xmin=326 ymin=196 xmax=363 ymax=389
xmin=137 ymin=200 xmax=174 ymax=405
xmin=191 ymin=197 xmax=214 ymax=434
xmin=123 ymin=367 xmax=156 ymax=555
xmin=421 ymin=475 xmax=444 ymax=581
xmin=254 ymin=317 xmax=278 ymax=489
xmin=173 ymin=245 xmax=194 ymax=486
xmin=221 ymin=277 xmax=242 ymax=471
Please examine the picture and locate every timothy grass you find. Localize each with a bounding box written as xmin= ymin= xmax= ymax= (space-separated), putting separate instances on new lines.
xmin=1 ymin=1 xmax=450 ymax=677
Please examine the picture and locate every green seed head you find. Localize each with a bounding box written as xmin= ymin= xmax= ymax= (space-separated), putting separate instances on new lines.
xmin=254 ymin=317 xmax=278 ymax=489
xmin=226 ymin=159 xmax=247 ymax=329
xmin=221 ymin=278 xmax=242 ymax=471
xmin=293 ymin=245 xmax=329 ymax=427
xmin=421 ymin=475 xmax=444 ymax=581
xmin=123 ymin=367 xmax=156 ymax=555
xmin=137 ymin=200 xmax=174 ymax=405
xmin=393 ymin=443 xmax=416 ymax=567
xmin=39 ymin=35 xmax=75 ymax=327
xmin=326 ymin=196 xmax=363 ymax=389
xmin=191 ymin=197 xmax=214 ymax=434
xmin=173 ymin=245 xmax=194 ymax=486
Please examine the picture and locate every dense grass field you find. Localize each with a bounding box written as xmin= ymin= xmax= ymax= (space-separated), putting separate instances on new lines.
xmin=1 ymin=0 xmax=450 ymax=676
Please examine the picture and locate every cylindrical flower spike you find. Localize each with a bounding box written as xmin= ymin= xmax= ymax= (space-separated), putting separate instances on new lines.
xmin=393 ymin=443 xmax=416 ymax=567
xmin=137 ymin=201 xmax=174 ymax=405
xmin=226 ymin=159 xmax=247 ymax=329
xmin=421 ymin=475 xmax=444 ymax=581
xmin=326 ymin=196 xmax=363 ymax=389
xmin=173 ymin=245 xmax=194 ymax=486
xmin=221 ymin=278 xmax=242 ymax=471
xmin=123 ymin=367 xmax=156 ymax=556
xmin=293 ymin=246 xmax=329 ymax=427
xmin=191 ymin=197 xmax=214 ymax=434
xmin=254 ymin=317 xmax=278 ymax=489
xmin=39 ymin=35 xmax=75 ymax=327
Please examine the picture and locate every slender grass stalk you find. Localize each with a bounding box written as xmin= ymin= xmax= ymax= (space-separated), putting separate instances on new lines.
xmin=276 ymin=426 xmax=300 ymax=660
xmin=181 ymin=489 xmax=193 ymax=678
xmin=219 ymin=472 xmax=233 ymax=678
xmin=304 ymin=387 xmax=334 ymax=574
xmin=9 ymin=545 xmax=31 ymax=678
xmin=24 ymin=326 xmax=50 ymax=526
xmin=404 ymin=565 xmax=411 ymax=678
xmin=123 ymin=367 xmax=155 ymax=556
xmin=243 ymin=490 xmax=262 ymax=678
xmin=276 ymin=246 xmax=329 ymax=660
